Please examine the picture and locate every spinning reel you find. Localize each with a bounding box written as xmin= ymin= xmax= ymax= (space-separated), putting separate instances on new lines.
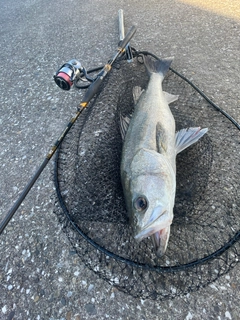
xmin=54 ymin=59 xmax=99 ymax=91
xmin=54 ymin=10 xmax=134 ymax=92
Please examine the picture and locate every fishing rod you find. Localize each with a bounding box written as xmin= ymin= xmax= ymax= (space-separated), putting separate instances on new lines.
xmin=0 ymin=25 xmax=136 ymax=235
xmin=2 ymin=10 xmax=239 ymax=236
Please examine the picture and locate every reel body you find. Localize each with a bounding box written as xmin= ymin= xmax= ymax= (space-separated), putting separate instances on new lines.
xmin=54 ymin=59 xmax=83 ymax=90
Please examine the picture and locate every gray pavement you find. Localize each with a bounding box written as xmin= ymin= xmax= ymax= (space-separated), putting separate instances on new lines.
xmin=0 ymin=0 xmax=239 ymax=319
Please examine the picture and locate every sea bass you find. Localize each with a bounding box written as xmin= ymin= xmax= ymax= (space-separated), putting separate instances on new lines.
xmin=120 ymin=56 xmax=208 ymax=257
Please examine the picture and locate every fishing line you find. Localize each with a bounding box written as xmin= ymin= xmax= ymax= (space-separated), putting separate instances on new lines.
xmin=2 ymin=7 xmax=239 ymax=300
xmin=73 ymin=48 xmax=240 ymax=130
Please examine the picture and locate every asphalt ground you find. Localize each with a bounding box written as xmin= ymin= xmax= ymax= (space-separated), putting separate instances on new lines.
xmin=0 ymin=0 xmax=239 ymax=319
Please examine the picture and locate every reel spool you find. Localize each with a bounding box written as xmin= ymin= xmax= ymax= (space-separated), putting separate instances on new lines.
xmin=54 ymin=59 xmax=83 ymax=90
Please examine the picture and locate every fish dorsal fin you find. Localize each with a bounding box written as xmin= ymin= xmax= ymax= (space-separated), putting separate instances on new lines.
xmin=133 ymin=86 xmax=144 ymax=105
xmin=120 ymin=113 xmax=131 ymax=140
xmin=163 ymin=91 xmax=179 ymax=105
xmin=175 ymin=127 xmax=208 ymax=154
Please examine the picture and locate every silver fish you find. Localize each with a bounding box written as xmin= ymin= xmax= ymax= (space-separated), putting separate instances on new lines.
xmin=120 ymin=56 xmax=208 ymax=257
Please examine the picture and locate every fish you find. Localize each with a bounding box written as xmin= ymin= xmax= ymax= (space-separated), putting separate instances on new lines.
xmin=120 ymin=56 xmax=208 ymax=257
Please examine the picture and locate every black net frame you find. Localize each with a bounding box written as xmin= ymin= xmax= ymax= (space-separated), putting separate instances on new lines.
xmin=53 ymin=58 xmax=240 ymax=300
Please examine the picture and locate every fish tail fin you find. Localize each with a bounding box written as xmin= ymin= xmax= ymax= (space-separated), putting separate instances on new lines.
xmin=143 ymin=55 xmax=173 ymax=79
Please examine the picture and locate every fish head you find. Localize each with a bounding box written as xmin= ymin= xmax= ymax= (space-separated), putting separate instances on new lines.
xmin=127 ymin=172 xmax=175 ymax=256
xmin=130 ymin=173 xmax=173 ymax=233
xmin=125 ymin=150 xmax=176 ymax=256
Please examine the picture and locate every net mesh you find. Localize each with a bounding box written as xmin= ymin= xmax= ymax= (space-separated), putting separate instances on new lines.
xmin=53 ymin=59 xmax=240 ymax=300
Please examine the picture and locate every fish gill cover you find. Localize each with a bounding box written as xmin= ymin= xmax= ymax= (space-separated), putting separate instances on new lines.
xmin=53 ymin=58 xmax=240 ymax=300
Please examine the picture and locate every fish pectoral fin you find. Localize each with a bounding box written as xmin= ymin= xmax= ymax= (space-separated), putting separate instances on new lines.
xmin=156 ymin=122 xmax=168 ymax=153
xmin=120 ymin=113 xmax=131 ymax=140
xmin=151 ymin=226 xmax=171 ymax=257
xmin=175 ymin=127 xmax=208 ymax=154
xmin=133 ymin=86 xmax=144 ymax=105
xmin=163 ymin=91 xmax=179 ymax=105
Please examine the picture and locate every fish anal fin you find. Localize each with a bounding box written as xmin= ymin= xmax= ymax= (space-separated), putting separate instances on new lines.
xmin=175 ymin=127 xmax=208 ymax=154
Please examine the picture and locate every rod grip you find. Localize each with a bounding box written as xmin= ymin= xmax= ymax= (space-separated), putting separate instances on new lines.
xmin=119 ymin=25 xmax=136 ymax=51
xmin=80 ymin=74 xmax=105 ymax=105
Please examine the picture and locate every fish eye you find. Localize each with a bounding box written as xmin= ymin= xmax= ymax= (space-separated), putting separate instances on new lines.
xmin=133 ymin=196 xmax=148 ymax=212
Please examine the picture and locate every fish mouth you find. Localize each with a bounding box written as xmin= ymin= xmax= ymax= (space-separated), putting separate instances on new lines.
xmin=135 ymin=224 xmax=171 ymax=257
xmin=134 ymin=209 xmax=168 ymax=241
xmin=151 ymin=226 xmax=170 ymax=257
xmin=134 ymin=210 xmax=171 ymax=257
